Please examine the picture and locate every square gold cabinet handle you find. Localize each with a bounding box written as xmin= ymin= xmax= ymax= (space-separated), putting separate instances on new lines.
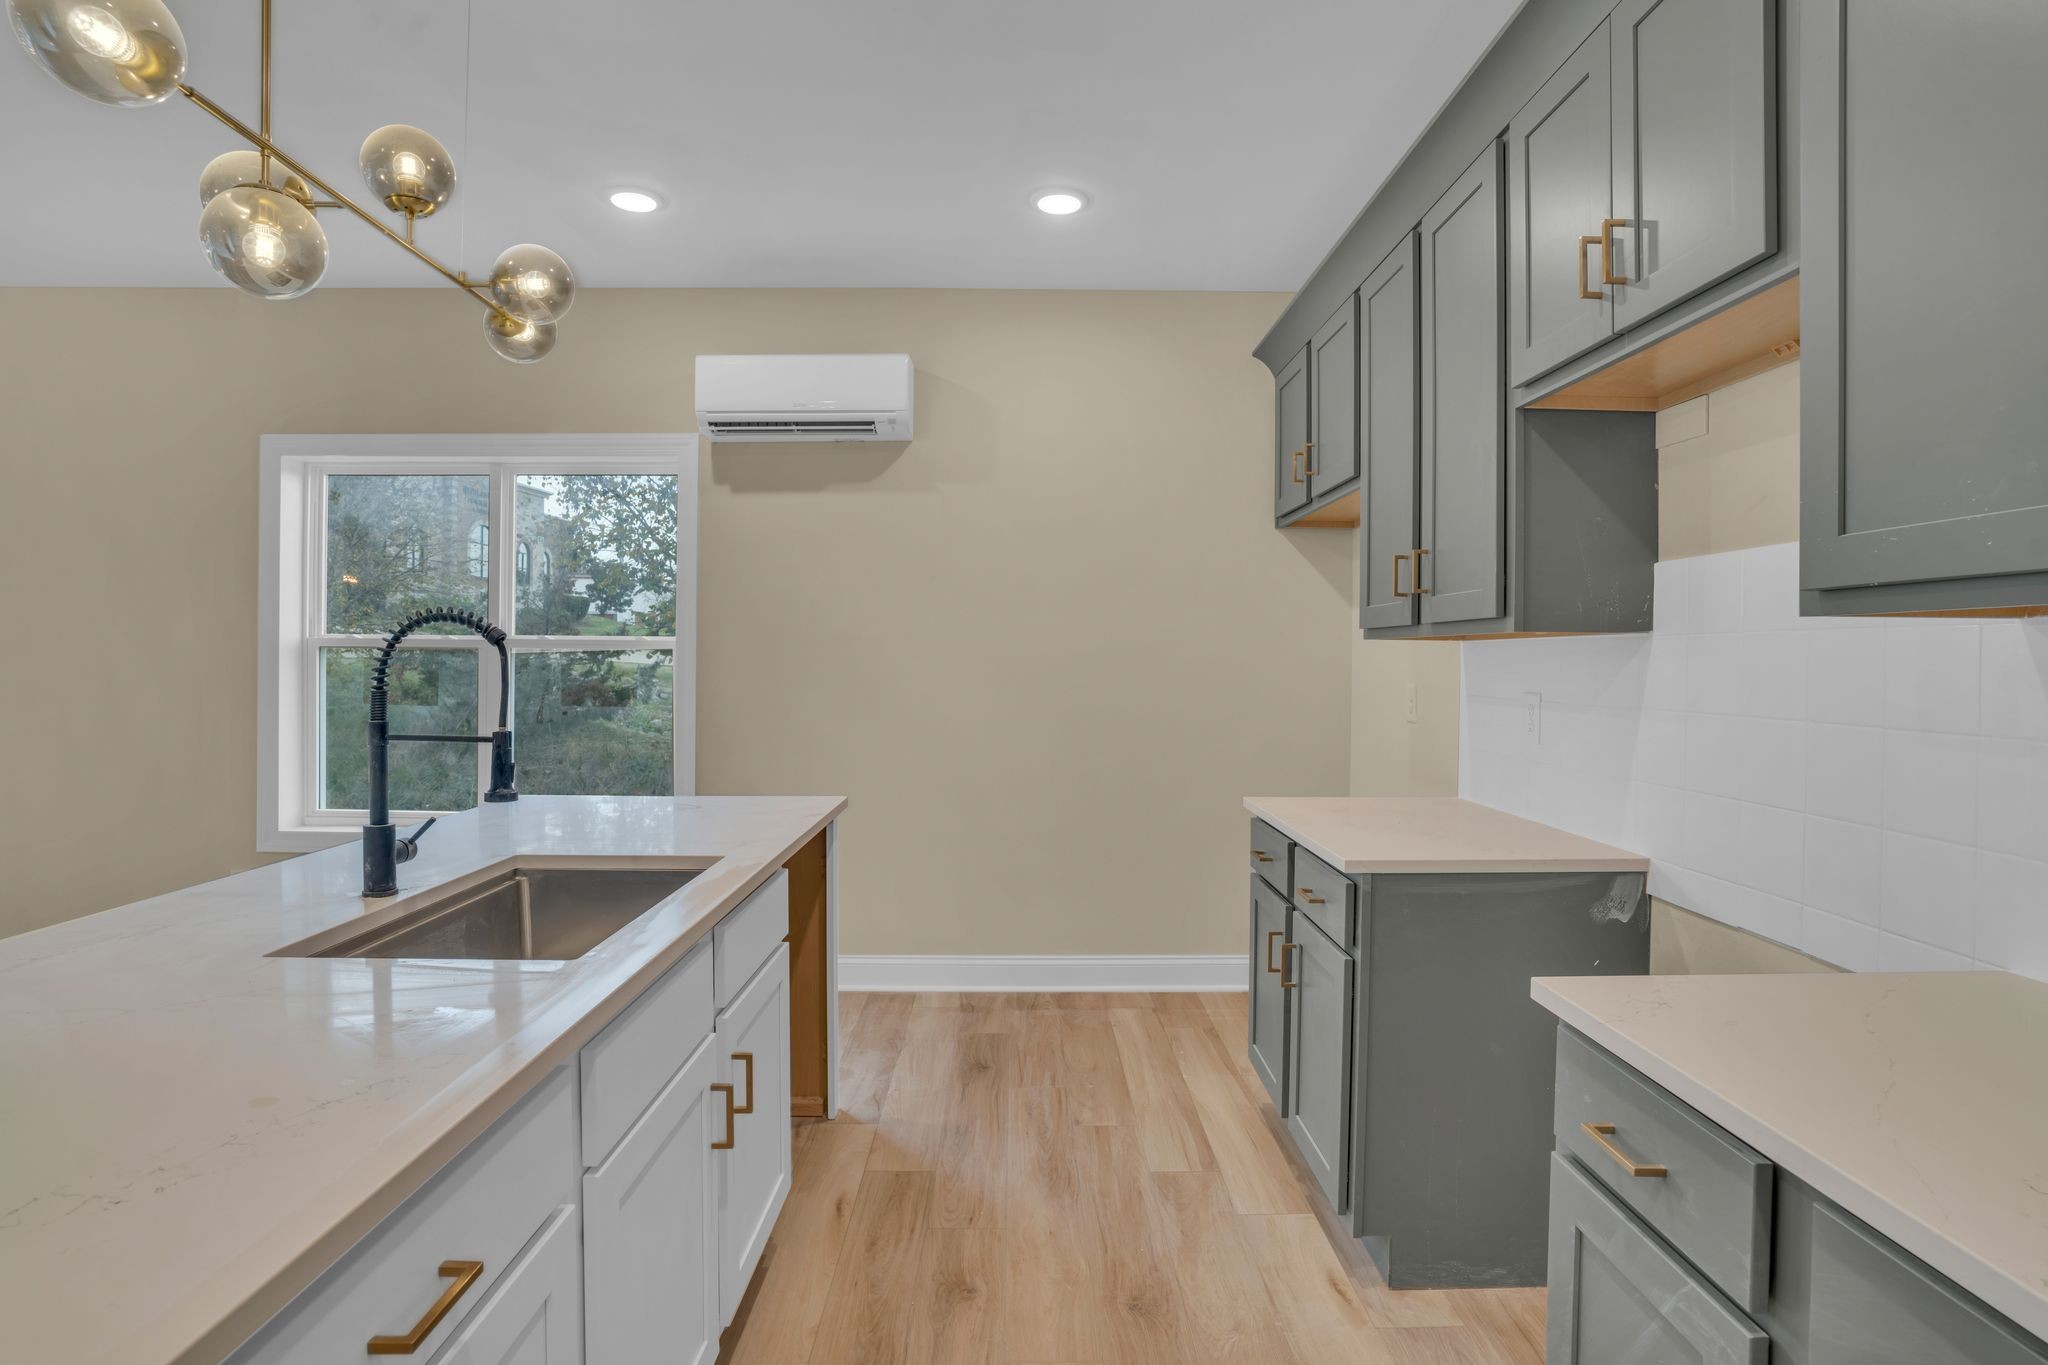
xmin=1303 ymin=439 xmax=1318 ymax=478
xmin=1599 ymin=217 xmax=1628 ymax=285
xmin=1413 ymin=547 xmax=1429 ymax=594
xmin=1279 ymin=941 xmax=1300 ymax=989
xmin=1581 ymin=1121 xmax=1666 ymax=1178
xmin=711 ymin=1082 xmax=737 ymax=1150
xmin=1392 ymin=552 xmax=1412 ymax=599
xmin=1264 ymin=928 xmax=1283 ymax=973
xmin=732 ymin=1051 xmax=756 ymax=1115
xmin=1577 ymin=234 xmax=1604 ymax=299
xmin=367 ymin=1260 xmax=485 ymax=1354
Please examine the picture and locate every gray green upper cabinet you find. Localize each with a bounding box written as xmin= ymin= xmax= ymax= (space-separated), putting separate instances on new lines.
xmin=1506 ymin=26 xmax=1615 ymax=385
xmin=1508 ymin=0 xmax=1777 ymax=386
xmin=1359 ymin=235 xmax=1422 ymax=632
xmin=1308 ymin=295 xmax=1360 ymax=495
xmin=1800 ymin=0 xmax=2048 ymax=616
xmin=1609 ymin=0 xmax=1776 ymax=328
xmin=1274 ymin=344 xmax=1311 ymax=521
xmin=1419 ymin=144 xmax=1508 ymax=626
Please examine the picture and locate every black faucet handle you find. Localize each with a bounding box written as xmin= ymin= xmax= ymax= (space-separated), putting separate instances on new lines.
xmin=395 ymin=817 xmax=437 ymax=864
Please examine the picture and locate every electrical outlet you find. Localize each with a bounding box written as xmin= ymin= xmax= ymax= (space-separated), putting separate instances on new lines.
xmin=1522 ymin=691 xmax=1542 ymax=746
xmin=1406 ymin=682 xmax=1420 ymax=725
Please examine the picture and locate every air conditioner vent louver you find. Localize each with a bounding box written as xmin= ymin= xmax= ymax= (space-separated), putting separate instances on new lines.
xmin=706 ymin=419 xmax=881 ymax=435
xmin=695 ymin=354 xmax=914 ymax=444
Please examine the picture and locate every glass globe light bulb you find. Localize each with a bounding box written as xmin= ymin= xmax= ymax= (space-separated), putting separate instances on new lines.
xmin=197 ymin=185 xmax=328 ymax=300
xmin=197 ymin=149 xmax=309 ymax=207
xmin=358 ymin=124 xmax=455 ymax=217
xmin=484 ymin=309 xmax=556 ymax=364
xmin=8 ymin=0 xmax=187 ymax=106
xmin=488 ymin=243 xmax=575 ymax=324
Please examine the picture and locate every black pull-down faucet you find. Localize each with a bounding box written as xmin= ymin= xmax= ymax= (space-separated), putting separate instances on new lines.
xmin=363 ymin=608 xmax=518 ymax=897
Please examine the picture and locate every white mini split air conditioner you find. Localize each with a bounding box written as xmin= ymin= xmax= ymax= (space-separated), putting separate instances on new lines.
xmin=694 ymin=353 xmax=914 ymax=443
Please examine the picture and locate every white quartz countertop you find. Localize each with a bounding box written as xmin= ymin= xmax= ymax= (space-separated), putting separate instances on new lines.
xmin=0 ymin=794 xmax=844 ymax=1365
xmin=1533 ymin=971 xmax=2048 ymax=1343
xmin=1245 ymin=796 xmax=1649 ymax=874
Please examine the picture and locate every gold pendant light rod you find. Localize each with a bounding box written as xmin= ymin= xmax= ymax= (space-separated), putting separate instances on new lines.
xmin=256 ymin=0 xmax=269 ymax=179
xmin=175 ymin=82 xmax=497 ymax=311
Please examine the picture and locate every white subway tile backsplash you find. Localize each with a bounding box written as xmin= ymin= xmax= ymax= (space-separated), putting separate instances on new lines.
xmin=1805 ymin=723 xmax=1884 ymax=826
xmin=1459 ymin=541 xmax=2048 ymax=981
xmin=1806 ymin=629 xmax=1887 ymax=727
xmin=1878 ymin=832 xmax=1976 ymax=955
xmin=1975 ymin=737 xmax=2048 ymax=860
xmin=1880 ymin=730 xmax=1978 ymax=845
xmin=1688 ymin=551 xmax=1745 ymax=634
xmin=1803 ymin=816 xmax=1882 ymax=923
xmin=1978 ymin=623 xmax=2048 ymax=741
xmin=1973 ymin=851 xmax=2048 ymax=978
xmin=1883 ymin=623 xmax=1981 ymax=735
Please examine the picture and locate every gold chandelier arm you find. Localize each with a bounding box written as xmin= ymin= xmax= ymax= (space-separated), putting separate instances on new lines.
xmin=177 ymin=82 xmax=500 ymax=315
xmin=257 ymin=0 xmax=270 ymax=181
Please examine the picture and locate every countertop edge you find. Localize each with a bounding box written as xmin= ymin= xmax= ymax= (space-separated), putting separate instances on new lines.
xmin=1529 ymin=978 xmax=2048 ymax=1346
xmin=1243 ymin=797 xmax=1651 ymax=876
xmin=168 ymin=798 xmax=847 ymax=1365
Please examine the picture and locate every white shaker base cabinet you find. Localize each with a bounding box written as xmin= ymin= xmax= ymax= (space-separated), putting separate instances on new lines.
xmin=430 ymin=1205 xmax=585 ymax=1365
xmin=718 ymin=944 xmax=794 ymax=1326
xmin=582 ymin=1034 xmax=725 ymax=1365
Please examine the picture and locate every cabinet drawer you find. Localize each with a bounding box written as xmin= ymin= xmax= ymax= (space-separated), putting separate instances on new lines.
xmin=715 ymin=868 xmax=789 ymax=1009
xmin=1290 ymin=845 xmax=1355 ymax=949
xmin=1547 ymin=1153 xmax=1767 ymax=1365
xmin=580 ymin=940 xmax=715 ymax=1167
xmin=1249 ymin=820 xmax=1291 ymax=893
xmin=426 ymin=1203 xmax=583 ymax=1364
xmin=228 ymin=1067 xmax=578 ymax=1364
xmin=1554 ymin=1028 xmax=1772 ymax=1313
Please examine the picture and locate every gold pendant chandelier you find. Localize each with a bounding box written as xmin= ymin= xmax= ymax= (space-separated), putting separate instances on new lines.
xmin=7 ymin=0 xmax=575 ymax=362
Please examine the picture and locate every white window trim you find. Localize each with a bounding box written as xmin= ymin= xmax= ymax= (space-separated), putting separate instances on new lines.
xmin=257 ymin=434 xmax=700 ymax=853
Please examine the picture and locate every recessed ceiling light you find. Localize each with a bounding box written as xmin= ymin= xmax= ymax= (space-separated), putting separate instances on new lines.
xmin=609 ymin=189 xmax=662 ymax=214
xmin=1033 ymin=189 xmax=1088 ymax=216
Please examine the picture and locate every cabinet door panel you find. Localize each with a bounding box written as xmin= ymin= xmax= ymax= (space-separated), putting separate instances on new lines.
xmin=1285 ymin=913 xmax=1353 ymax=1213
xmin=1803 ymin=0 xmax=2048 ymax=592
xmin=1506 ymin=27 xmax=1614 ymax=385
xmin=1546 ymin=1155 xmax=1768 ymax=1365
xmin=582 ymin=1039 xmax=721 ymax=1365
xmin=1419 ymin=144 xmax=1507 ymax=626
xmin=430 ymin=1205 xmax=583 ymax=1365
xmin=1359 ymin=234 xmax=1422 ymax=632
xmin=1309 ymin=295 xmax=1360 ymax=496
xmin=1611 ymin=0 xmax=1775 ymax=331
xmin=1805 ymin=1201 xmax=2048 ymax=1365
xmin=718 ymin=944 xmax=793 ymax=1325
xmin=1248 ymin=878 xmax=1289 ymax=1112
xmin=1275 ymin=345 xmax=1312 ymax=520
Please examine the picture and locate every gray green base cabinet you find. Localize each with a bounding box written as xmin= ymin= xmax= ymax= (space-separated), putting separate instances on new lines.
xmin=1547 ymin=1027 xmax=2048 ymax=1363
xmin=1247 ymin=820 xmax=1650 ymax=1288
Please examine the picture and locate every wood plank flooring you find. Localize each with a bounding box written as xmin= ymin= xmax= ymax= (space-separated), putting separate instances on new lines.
xmin=722 ymin=992 xmax=1545 ymax=1365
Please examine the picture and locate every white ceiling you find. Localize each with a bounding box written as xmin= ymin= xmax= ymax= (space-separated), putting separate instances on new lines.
xmin=0 ymin=0 xmax=1524 ymax=290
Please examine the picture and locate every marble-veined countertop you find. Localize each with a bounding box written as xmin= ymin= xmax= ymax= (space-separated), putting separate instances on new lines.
xmin=0 ymin=794 xmax=844 ymax=1365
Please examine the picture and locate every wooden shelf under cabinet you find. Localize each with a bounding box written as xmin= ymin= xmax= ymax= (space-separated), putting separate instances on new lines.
xmin=1526 ymin=278 xmax=1800 ymax=414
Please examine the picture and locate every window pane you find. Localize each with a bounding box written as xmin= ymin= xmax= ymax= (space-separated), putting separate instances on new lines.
xmin=514 ymin=474 xmax=678 ymax=636
xmin=513 ymin=651 xmax=674 ymax=795
xmin=327 ymin=475 xmax=490 ymax=634
xmin=321 ymin=648 xmax=480 ymax=812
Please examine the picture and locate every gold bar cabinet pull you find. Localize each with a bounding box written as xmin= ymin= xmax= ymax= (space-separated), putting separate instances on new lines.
xmin=1393 ymin=552 xmax=1412 ymax=599
xmin=1303 ymin=439 xmax=1318 ymax=478
xmin=1577 ymin=234 xmax=1603 ymax=299
xmin=1280 ymin=941 xmax=1299 ymax=990
xmin=1600 ymin=217 xmax=1628 ymax=285
xmin=1264 ymin=928 xmax=1283 ymax=973
xmin=1253 ymin=849 xmax=1274 ymax=863
xmin=1581 ymin=1122 xmax=1667 ymax=1178
xmin=366 ymin=1260 xmax=484 ymax=1354
xmin=733 ymin=1052 xmax=756 ymax=1115
xmin=1413 ymin=547 xmax=1429 ymax=594
xmin=711 ymin=1082 xmax=737 ymax=1150
xmin=1297 ymin=886 xmax=1326 ymax=906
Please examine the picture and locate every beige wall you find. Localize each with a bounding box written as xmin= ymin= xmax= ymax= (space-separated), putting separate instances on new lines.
xmin=1657 ymin=360 xmax=1800 ymax=560
xmin=0 ymin=286 xmax=1363 ymax=955
xmin=1345 ymin=530 xmax=1461 ymax=793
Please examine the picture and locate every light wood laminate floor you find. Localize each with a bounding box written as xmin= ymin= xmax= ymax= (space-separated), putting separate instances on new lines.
xmin=721 ymin=991 xmax=1545 ymax=1365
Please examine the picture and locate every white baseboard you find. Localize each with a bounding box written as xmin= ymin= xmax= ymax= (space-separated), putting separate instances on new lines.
xmin=837 ymin=954 xmax=1248 ymax=993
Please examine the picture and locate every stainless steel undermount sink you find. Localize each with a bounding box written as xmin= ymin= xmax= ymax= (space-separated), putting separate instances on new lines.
xmin=281 ymin=866 xmax=702 ymax=961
